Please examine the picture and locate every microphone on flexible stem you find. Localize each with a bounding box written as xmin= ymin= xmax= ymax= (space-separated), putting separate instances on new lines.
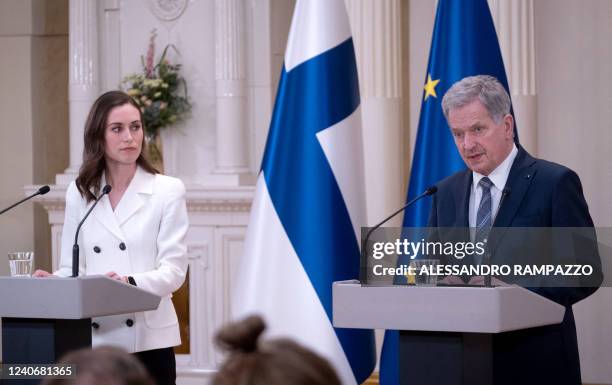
xmin=72 ymin=184 xmax=112 ymax=277
xmin=0 ymin=185 xmax=51 ymax=215
xmin=360 ymin=186 xmax=438 ymax=278
xmin=484 ymin=187 xmax=512 ymax=287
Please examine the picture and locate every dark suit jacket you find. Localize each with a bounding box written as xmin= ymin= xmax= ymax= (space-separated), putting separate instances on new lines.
xmin=427 ymin=146 xmax=602 ymax=385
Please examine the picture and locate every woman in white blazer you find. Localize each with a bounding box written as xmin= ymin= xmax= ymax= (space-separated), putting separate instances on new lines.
xmin=34 ymin=91 xmax=188 ymax=385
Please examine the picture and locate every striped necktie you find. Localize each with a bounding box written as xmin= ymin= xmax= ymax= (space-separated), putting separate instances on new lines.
xmin=475 ymin=177 xmax=493 ymax=264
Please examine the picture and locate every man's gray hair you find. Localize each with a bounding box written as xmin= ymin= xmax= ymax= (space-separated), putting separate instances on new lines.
xmin=441 ymin=75 xmax=511 ymax=124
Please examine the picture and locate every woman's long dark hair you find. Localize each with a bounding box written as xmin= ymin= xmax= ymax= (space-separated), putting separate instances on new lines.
xmin=76 ymin=91 xmax=159 ymax=202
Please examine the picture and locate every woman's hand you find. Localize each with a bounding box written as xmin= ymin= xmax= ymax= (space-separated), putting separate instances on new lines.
xmin=106 ymin=271 xmax=128 ymax=283
xmin=32 ymin=269 xmax=53 ymax=277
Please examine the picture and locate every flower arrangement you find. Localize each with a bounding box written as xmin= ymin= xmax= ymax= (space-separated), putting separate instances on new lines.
xmin=121 ymin=29 xmax=191 ymax=140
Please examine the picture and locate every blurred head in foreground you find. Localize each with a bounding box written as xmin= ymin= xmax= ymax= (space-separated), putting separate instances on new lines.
xmin=212 ymin=315 xmax=342 ymax=385
xmin=42 ymin=346 xmax=154 ymax=385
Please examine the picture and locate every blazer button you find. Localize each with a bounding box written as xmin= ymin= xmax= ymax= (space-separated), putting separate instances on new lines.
xmin=119 ymin=242 xmax=126 ymax=251
xmin=93 ymin=246 xmax=101 ymax=253
xmin=126 ymin=319 xmax=134 ymax=327
xmin=92 ymin=322 xmax=100 ymax=329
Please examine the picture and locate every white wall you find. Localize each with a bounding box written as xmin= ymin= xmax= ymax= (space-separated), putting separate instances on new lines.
xmin=0 ymin=34 xmax=35 ymax=275
xmin=117 ymin=0 xmax=217 ymax=182
xmin=534 ymin=0 xmax=612 ymax=227
xmin=114 ymin=0 xmax=289 ymax=183
xmin=535 ymin=1 xmax=612 ymax=383
xmin=0 ymin=0 xmax=68 ymax=274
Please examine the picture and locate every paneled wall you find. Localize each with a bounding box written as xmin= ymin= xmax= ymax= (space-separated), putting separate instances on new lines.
xmin=0 ymin=0 xmax=68 ymax=274
xmin=534 ymin=1 xmax=612 ymax=383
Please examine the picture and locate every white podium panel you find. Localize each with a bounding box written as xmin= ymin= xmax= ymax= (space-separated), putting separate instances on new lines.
xmin=332 ymin=281 xmax=565 ymax=333
xmin=0 ymin=275 xmax=160 ymax=319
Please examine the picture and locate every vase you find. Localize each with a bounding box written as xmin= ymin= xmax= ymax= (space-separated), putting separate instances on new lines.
xmin=146 ymin=132 xmax=164 ymax=173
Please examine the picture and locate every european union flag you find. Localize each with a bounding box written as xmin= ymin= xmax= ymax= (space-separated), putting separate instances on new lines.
xmin=380 ymin=0 xmax=515 ymax=384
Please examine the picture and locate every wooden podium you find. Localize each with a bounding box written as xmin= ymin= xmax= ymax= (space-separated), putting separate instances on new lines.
xmin=332 ymin=281 xmax=565 ymax=385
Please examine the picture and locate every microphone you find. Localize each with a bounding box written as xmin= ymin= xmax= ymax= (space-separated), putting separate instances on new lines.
xmin=485 ymin=186 xmax=512 ymax=287
xmin=360 ymin=186 xmax=438 ymax=270
xmin=0 ymin=185 xmax=51 ymax=215
xmin=72 ymin=184 xmax=112 ymax=277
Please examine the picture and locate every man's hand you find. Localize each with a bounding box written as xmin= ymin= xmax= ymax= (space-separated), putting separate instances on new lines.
xmin=438 ymin=275 xmax=465 ymax=285
xmin=467 ymin=275 xmax=510 ymax=287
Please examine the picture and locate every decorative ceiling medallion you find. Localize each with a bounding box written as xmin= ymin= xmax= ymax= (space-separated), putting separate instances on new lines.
xmin=149 ymin=0 xmax=188 ymax=21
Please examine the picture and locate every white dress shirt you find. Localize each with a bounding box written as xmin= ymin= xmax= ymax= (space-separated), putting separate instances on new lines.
xmin=468 ymin=144 xmax=518 ymax=229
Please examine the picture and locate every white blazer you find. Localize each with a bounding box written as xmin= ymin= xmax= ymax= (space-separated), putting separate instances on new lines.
xmin=55 ymin=167 xmax=189 ymax=353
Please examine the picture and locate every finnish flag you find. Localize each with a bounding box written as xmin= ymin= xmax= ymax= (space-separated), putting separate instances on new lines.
xmin=232 ymin=1 xmax=376 ymax=384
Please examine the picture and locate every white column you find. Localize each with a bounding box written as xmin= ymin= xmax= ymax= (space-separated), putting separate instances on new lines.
xmin=59 ymin=0 xmax=100 ymax=184
xmin=346 ymin=0 xmax=404 ymax=226
xmin=100 ymin=0 xmax=121 ymax=92
xmin=346 ymin=0 xmax=403 ymax=373
xmin=489 ymin=0 xmax=537 ymax=155
xmin=212 ymin=0 xmax=252 ymax=186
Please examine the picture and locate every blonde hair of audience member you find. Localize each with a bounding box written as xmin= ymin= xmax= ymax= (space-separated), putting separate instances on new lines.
xmin=212 ymin=315 xmax=342 ymax=385
xmin=42 ymin=346 xmax=154 ymax=385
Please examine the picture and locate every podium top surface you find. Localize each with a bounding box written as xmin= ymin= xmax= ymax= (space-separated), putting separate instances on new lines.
xmin=332 ymin=281 xmax=566 ymax=333
xmin=0 ymin=275 xmax=161 ymax=319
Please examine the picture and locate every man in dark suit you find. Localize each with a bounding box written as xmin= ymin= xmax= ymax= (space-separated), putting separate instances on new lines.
xmin=428 ymin=75 xmax=602 ymax=385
